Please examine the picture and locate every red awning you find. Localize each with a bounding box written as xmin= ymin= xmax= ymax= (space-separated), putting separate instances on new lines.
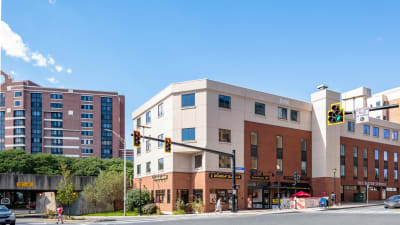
xmin=291 ymin=191 xmax=311 ymax=197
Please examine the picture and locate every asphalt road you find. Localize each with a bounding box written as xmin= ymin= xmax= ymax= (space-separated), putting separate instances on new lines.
xmin=16 ymin=205 xmax=400 ymax=225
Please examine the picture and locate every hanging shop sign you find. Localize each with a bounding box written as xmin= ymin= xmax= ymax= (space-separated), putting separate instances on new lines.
xmin=152 ymin=175 xmax=168 ymax=181
xmin=209 ymin=173 xmax=241 ymax=180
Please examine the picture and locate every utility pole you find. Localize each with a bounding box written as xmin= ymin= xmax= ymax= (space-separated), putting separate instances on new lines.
xmin=277 ymin=164 xmax=281 ymax=209
xmin=232 ymin=149 xmax=236 ymax=212
xmin=333 ymin=168 xmax=336 ymax=206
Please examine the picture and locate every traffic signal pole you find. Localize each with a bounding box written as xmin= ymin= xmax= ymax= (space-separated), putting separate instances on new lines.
xmin=136 ymin=134 xmax=237 ymax=212
xmin=344 ymin=103 xmax=399 ymax=115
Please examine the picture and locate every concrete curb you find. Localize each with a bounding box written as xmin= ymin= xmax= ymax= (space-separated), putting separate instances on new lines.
xmin=322 ymin=203 xmax=384 ymax=211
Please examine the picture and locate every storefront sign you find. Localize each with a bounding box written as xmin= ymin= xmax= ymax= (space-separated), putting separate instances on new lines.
xmin=357 ymin=181 xmax=386 ymax=187
xmin=152 ymin=175 xmax=168 ymax=181
xmin=283 ymin=176 xmax=310 ymax=181
xmin=209 ymin=173 xmax=241 ymax=179
xmin=16 ymin=182 xmax=34 ymax=187
xmin=250 ymin=175 xmax=270 ymax=181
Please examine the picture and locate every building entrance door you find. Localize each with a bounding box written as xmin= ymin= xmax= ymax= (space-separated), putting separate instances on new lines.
xmin=263 ymin=189 xmax=270 ymax=209
xmin=382 ymin=188 xmax=386 ymax=200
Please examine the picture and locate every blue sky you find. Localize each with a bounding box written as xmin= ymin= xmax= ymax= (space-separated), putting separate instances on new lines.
xmin=1 ymin=0 xmax=400 ymax=147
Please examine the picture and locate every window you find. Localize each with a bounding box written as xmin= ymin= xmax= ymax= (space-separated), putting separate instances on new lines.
xmin=158 ymin=103 xmax=164 ymax=117
xmin=14 ymin=137 xmax=25 ymax=144
xmin=393 ymin=131 xmax=398 ymax=141
xmin=81 ymin=139 xmax=93 ymax=145
xmin=219 ymin=129 xmax=231 ymax=143
xmin=218 ymin=95 xmax=231 ymax=109
xmin=290 ymin=110 xmax=299 ymax=121
xmin=340 ymin=144 xmax=345 ymax=156
xmin=375 ymin=149 xmax=379 ymax=160
xmin=195 ymin=154 xmax=202 ymax=169
xmin=353 ymin=166 xmax=358 ymax=178
xmin=50 ymin=94 xmax=63 ymax=99
xmin=81 ymin=122 xmax=93 ymax=127
xmin=353 ymin=146 xmax=358 ymax=157
xmin=348 ymin=121 xmax=355 ymax=132
xmin=137 ymin=147 xmax=141 ymax=156
xmin=136 ymin=164 xmax=141 ymax=175
xmin=51 ymin=148 xmax=63 ymax=155
xmin=14 ymin=128 xmax=25 ymax=135
xmin=193 ymin=189 xmax=203 ymax=202
xmin=255 ymin=102 xmax=265 ymax=115
xmin=395 ymin=153 xmax=398 ymax=163
xmin=375 ymin=168 xmax=379 ymax=180
xmin=384 ymin=151 xmax=388 ymax=161
xmin=51 ymin=130 xmax=63 ymax=137
xmin=301 ymin=139 xmax=307 ymax=175
xmin=146 ymin=111 xmax=151 ymax=124
xmin=384 ymin=169 xmax=388 ymax=180
xmin=340 ymin=165 xmax=345 ymax=177
xmin=182 ymin=128 xmax=195 ymax=141
xmin=146 ymin=162 xmax=151 ymax=173
xmin=278 ymin=107 xmax=287 ymax=120
xmin=219 ymin=154 xmax=231 ymax=168
xmin=81 ymin=96 xmax=93 ymax=101
xmin=158 ymin=134 xmax=164 ymax=147
xmin=81 ymin=104 xmax=93 ymax=110
xmin=395 ymin=170 xmax=398 ymax=180
xmin=373 ymin=127 xmax=379 ymax=137
xmin=136 ymin=118 xmax=141 ymax=129
xmin=276 ymin=135 xmax=283 ymax=174
xmin=364 ymin=148 xmax=368 ymax=159
xmin=276 ymin=136 xmax=283 ymax=148
xmin=384 ymin=129 xmax=390 ymax=139
xmin=82 ymin=131 xmax=93 ymax=136
xmin=155 ymin=190 xmax=165 ymax=203
xmin=14 ymin=92 xmax=22 ymax=97
xmin=51 ymin=139 xmax=63 ymax=145
xmin=81 ymin=148 xmax=93 ymax=154
xmin=146 ymin=139 xmax=151 ymax=152
xmin=81 ymin=113 xmax=93 ymax=118
xmin=51 ymin=112 xmax=62 ymax=119
xmin=364 ymin=167 xmax=368 ymax=179
xmin=14 ymin=119 xmax=25 ymax=126
xmin=14 ymin=100 xmax=21 ymax=107
xmin=182 ymin=93 xmax=195 ymax=107
xmin=0 ymin=93 xmax=4 ymax=107
xmin=50 ymin=103 xmax=63 ymax=108
xmin=363 ymin=125 xmax=370 ymax=135
xmin=158 ymin=158 xmax=164 ymax=171
xmin=13 ymin=110 xmax=25 ymax=117
xmin=251 ymin=132 xmax=258 ymax=170
xmin=376 ymin=101 xmax=381 ymax=107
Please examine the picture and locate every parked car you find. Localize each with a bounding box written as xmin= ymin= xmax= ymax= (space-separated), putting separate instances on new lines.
xmin=384 ymin=195 xmax=400 ymax=209
xmin=0 ymin=205 xmax=15 ymax=225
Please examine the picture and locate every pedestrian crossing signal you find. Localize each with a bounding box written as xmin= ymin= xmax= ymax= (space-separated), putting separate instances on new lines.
xmin=165 ymin=137 xmax=172 ymax=153
xmin=133 ymin=130 xmax=141 ymax=147
xmin=328 ymin=102 xmax=345 ymax=125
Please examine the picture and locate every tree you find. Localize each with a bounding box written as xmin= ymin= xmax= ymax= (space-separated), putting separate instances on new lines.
xmin=0 ymin=149 xmax=34 ymax=174
xmin=72 ymin=157 xmax=102 ymax=176
xmin=56 ymin=164 xmax=80 ymax=217
xmin=82 ymin=183 xmax=100 ymax=213
xmin=32 ymin=153 xmax=61 ymax=175
xmin=126 ymin=189 xmax=151 ymax=211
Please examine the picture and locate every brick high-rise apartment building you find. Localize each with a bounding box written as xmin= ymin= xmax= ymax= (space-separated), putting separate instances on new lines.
xmin=0 ymin=71 xmax=125 ymax=159
xmin=132 ymin=79 xmax=400 ymax=212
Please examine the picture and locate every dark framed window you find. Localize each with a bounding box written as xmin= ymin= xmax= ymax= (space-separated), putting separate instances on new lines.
xmin=51 ymin=112 xmax=62 ymax=119
xmin=158 ymin=103 xmax=164 ymax=117
xmin=348 ymin=121 xmax=355 ymax=132
xmin=81 ymin=104 xmax=93 ymax=110
xmin=146 ymin=162 xmax=151 ymax=173
xmin=82 ymin=131 xmax=93 ymax=136
xmin=219 ymin=154 xmax=231 ymax=168
xmin=182 ymin=93 xmax=195 ymax=107
xmin=51 ymin=121 xmax=62 ymax=128
xmin=384 ymin=129 xmax=390 ymax=139
xmin=81 ymin=96 xmax=93 ymax=101
xmin=278 ymin=107 xmax=287 ymax=120
xmin=195 ymin=154 xmax=202 ymax=168
xmin=81 ymin=148 xmax=93 ymax=154
xmin=146 ymin=111 xmax=151 ymax=124
xmin=290 ymin=110 xmax=299 ymax=121
xmin=50 ymin=103 xmax=63 ymax=108
xmin=136 ymin=164 xmax=141 ymax=175
xmin=50 ymin=93 xmax=63 ymax=99
xmin=182 ymin=128 xmax=195 ymax=141
xmin=373 ymin=127 xmax=379 ymax=137
xmin=158 ymin=158 xmax=164 ymax=171
xmin=51 ymin=148 xmax=63 ymax=155
xmin=193 ymin=189 xmax=203 ymax=202
xmin=14 ymin=92 xmax=22 ymax=97
xmin=254 ymin=102 xmax=265 ymax=115
xmin=51 ymin=130 xmax=63 ymax=137
xmin=363 ymin=125 xmax=370 ymax=135
xmin=14 ymin=110 xmax=25 ymax=117
xmin=158 ymin=134 xmax=164 ymax=147
xmin=219 ymin=129 xmax=231 ymax=143
xmin=218 ymin=95 xmax=231 ymax=109
xmin=81 ymin=113 xmax=93 ymax=118
xmin=251 ymin=132 xmax=258 ymax=171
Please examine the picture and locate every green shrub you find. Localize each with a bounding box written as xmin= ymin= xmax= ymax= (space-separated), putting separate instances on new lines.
xmin=176 ymin=199 xmax=186 ymax=211
xmin=173 ymin=209 xmax=185 ymax=215
xmin=143 ymin=203 xmax=157 ymax=215
xmin=126 ymin=189 xmax=152 ymax=211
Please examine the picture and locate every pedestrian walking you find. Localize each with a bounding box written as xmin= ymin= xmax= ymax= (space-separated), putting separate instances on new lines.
xmin=331 ymin=192 xmax=336 ymax=206
xmin=215 ymin=198 xmax=222 ymax=213
xmin=56 ymin=204 xmax=64 ymax=224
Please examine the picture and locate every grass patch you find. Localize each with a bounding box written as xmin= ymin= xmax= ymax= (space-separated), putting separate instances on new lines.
xmin=172 ymin=209 xmax=185 ymax=215
xmin=82 ymin=211 xmax=139 ymax=216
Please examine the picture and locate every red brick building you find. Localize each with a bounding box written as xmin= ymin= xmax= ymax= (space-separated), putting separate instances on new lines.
xmin=0 ymin=70 xmax=125 ymax=159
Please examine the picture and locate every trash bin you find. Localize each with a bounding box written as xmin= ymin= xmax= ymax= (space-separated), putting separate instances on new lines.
xmin=353 ymin=193 xmax=365 ymax=202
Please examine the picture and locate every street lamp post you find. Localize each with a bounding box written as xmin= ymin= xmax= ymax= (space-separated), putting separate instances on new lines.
xmin=333 ymin=168 xmax=336 ymax=206
xmin=104 ymin=128 xmax=126 ymax=216
xmin=139 ymin=178 xmax=142 ymax=216
xmin=277 ymin=164 xmax=281 ymax=209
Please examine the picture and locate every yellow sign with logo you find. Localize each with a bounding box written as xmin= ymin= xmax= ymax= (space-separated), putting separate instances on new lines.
xmin=16 ymin=182 xmax=34 ymax=187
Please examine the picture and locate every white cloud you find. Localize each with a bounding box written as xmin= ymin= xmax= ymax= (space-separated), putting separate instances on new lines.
xmin=47 ymin=77 xmax=59 ymax=84
xmin=55 ymin=66 xmax=63 ymax=72
xmin=0 ymin=21 xmax=30 ymax=62
xmin=66 ymin=68 xmax=72 ymax=74
xmin=31 ymin=52 xmax=48 ymax=67
xmin=48 ymin=56 xmax=55 ymax=65
xmin=49 ymin=0 xmax=56 ymax=5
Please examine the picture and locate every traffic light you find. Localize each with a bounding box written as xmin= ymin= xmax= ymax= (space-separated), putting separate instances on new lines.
xmin=164 ymin=137 xmax=172 ymax=153
xmin=328 ymin=102 xmax=345 ymax=125
xmin=133 ymin=130 xmax=141 ymax=147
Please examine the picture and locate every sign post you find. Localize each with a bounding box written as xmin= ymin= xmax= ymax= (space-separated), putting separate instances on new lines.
xmin=356 ymin=107 xmax=370 ymax=124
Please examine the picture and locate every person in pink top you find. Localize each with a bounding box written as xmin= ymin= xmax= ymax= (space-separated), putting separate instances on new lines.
xmin=56 ymin=204 xmax=64 ymax=224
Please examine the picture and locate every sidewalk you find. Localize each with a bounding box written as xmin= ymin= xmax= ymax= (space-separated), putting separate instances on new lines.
xmin=16 ymin=201 xmax=385 ymax=222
